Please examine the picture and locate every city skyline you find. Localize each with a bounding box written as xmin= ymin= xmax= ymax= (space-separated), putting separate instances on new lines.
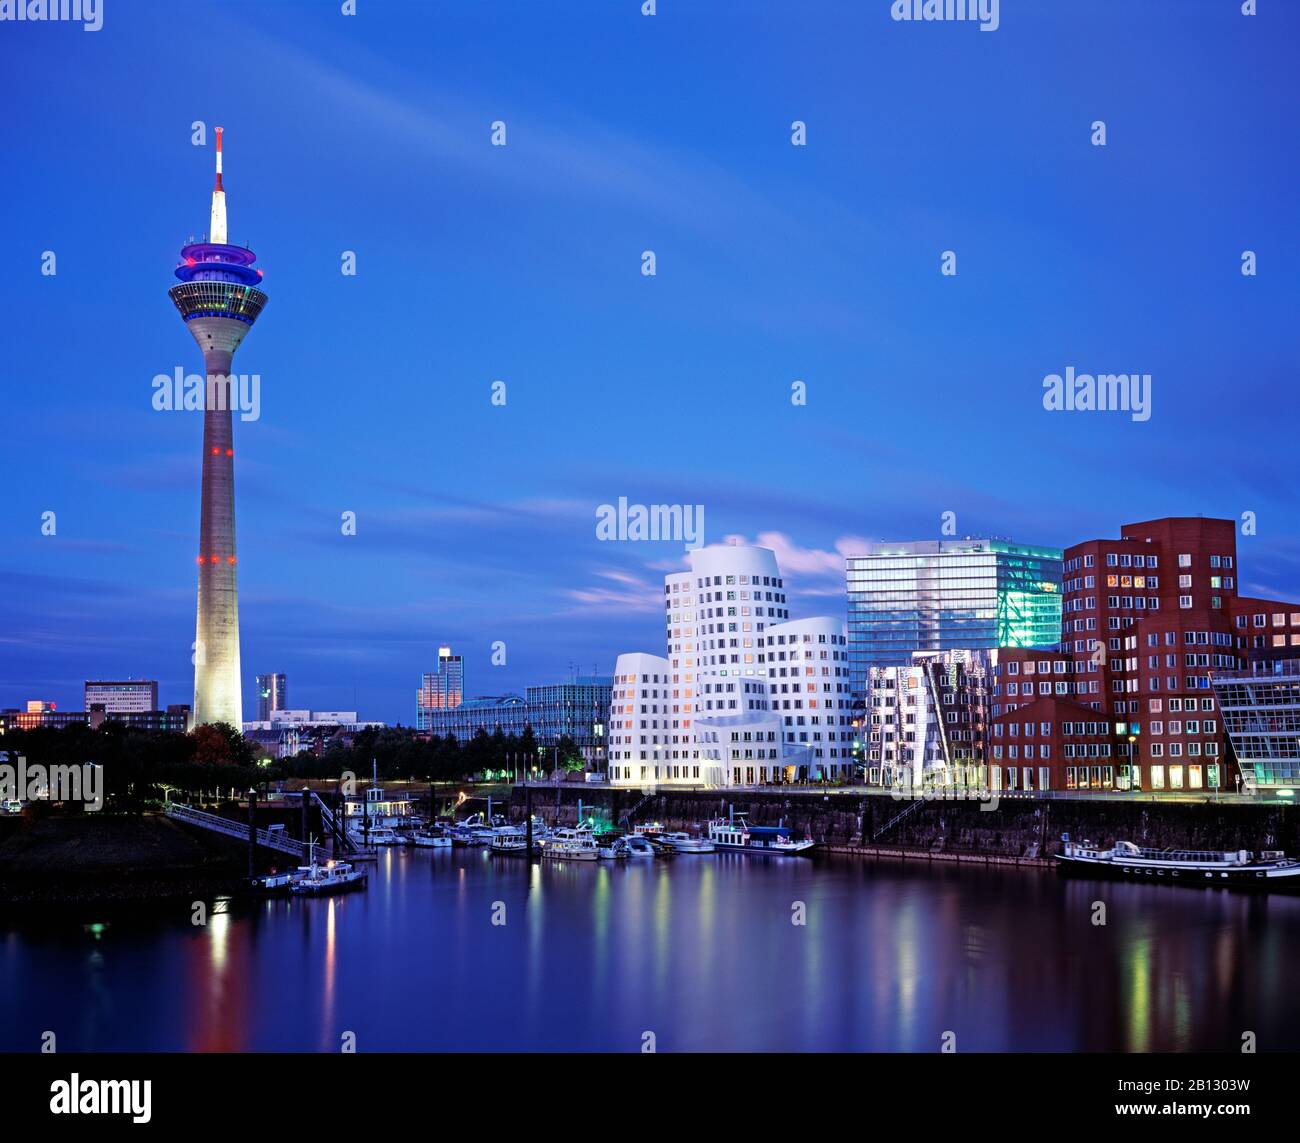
xmin=4 ymin=1 xmax=1300 ymax=726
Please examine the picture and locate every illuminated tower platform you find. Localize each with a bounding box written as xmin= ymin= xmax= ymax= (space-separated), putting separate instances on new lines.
xmin=168 ymin=128 xmax=268 ymax=728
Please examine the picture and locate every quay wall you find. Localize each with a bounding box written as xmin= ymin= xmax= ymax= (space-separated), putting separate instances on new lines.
xmin=507 ymin=786 xmax=1299 ymax=862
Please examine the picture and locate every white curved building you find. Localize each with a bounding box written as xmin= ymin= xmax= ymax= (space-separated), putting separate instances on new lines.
xmin=765 ymin=616 xmax=854 ymax=782
xmin=608 ymin=652 xmax=672 ymax=786
xmin=611 ymin=542 xmax=849 ymax=788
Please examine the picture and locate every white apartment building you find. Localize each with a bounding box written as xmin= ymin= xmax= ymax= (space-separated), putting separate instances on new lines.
xmin=609 ymin=652 xmax=675 ymax=784
xmin=609 ymin=543 xmax=851 ymax=788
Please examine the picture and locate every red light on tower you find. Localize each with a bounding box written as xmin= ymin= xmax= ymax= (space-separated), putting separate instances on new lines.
xmin=225 ymin=448 xmax=233 ymax=457
xmin=197 ymin=556 xmax=205 ymax=565
xmin=227 ymin=556 xmax=237 ymax=565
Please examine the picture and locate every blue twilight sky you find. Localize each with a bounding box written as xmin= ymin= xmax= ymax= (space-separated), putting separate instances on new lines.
xmin=1 ymin=0 xmax=1298 ymax=725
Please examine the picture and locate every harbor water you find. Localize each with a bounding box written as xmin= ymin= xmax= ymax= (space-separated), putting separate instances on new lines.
xmin=3 ymin=848 xmax=1298 ymax=1052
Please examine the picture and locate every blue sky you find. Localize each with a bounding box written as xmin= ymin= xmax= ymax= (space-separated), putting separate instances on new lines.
xmin=1 ymin=0 xmax=1298 ymax=724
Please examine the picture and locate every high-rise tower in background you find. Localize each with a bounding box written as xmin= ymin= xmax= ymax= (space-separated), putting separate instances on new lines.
xmin=169 ymin=128 xmax=268 ymax=727
xmin=256 ymin=672 xmax=287 ymax=721
xmin=416 ymin=646 xmax=465 ymax=729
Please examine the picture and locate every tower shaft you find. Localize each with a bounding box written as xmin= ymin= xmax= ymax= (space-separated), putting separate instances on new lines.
xmin=191 ymin=325 xmax=246 ymax=727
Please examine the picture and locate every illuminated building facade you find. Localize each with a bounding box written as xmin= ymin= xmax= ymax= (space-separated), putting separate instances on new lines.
xmin=416 ymin=646 xmax=464 ymax=729
xmin=83 ymin=680 xmax=158 ymax=714
xmin=255 ymin=673 xmax=287 ymax=722
xmin=846 ymin=539 xmax=1063 ymax=696
xmin=610 ymin=543 xmax=851 ymax=788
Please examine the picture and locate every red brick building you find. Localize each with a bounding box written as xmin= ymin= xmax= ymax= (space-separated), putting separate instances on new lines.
xmin=990 ymin=518 xmax=1295 ymax=793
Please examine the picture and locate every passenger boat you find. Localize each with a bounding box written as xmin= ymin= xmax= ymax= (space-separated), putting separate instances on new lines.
xmin=707 ymin=815 xmax=815 ymax=855
xmin=611 ymin=835 xmax=659 ymax=859
xmin=661 ymin=831 xmax=716 ymax=854
xmin=1055 ymin=837 xmax=1300 ymax=886
xmin=541 ymin=827 xmax=599 ymax=861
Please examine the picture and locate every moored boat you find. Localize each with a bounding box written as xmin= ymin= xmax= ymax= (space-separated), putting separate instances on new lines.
xmin=348 ymin=825 xmax=403 ymax=847
xmin=1055 ymin=837 xmax=1300 ymax=887
xmin=707 ymin=815 xmax=814 ymax=855
xmin=290 ymin=857 xmax=367 ymax=896
xmin=542 ymin=827 xmax=599 ymax=861
xmin=611 ymin=835 xmax=659 ymax=859
xmin=248 ymin=870 xmax=296 ymax=895
xmin=661 ymin=831 xmax=716 ymax=854
xmin=490 ymin=826 xmax=541 ymax=856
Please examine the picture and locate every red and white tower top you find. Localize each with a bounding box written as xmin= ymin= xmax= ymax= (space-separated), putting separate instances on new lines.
xmin=210 ymin=126 xmax=227 ymax=245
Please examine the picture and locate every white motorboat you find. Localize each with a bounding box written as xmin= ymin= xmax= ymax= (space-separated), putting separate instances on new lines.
xmin=542 ymin=827 xmax=599 ymax=861
xmin=661 ymin=831 xmax=716 ymax=854
xmin=597 ymin=835 xmax=628 ymax=859
xmin=411 ymin=827 xmax=452 ymax=848
xmin=612 ymin=835 xmax=658 ymax=859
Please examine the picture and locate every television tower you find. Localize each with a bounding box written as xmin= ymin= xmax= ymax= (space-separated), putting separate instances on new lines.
xmin=168 ymin=128 xmax=268 ymax=728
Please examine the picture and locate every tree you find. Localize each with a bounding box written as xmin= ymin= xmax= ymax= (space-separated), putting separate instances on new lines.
xmin=555 ymin=735 xmax=584 ymax=772
xmin=190 ymin=722 xmax=255 ymax=767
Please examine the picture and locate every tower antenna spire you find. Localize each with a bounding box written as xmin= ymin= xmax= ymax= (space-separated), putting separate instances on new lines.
xmin=210 ymin=126 xmax=227 ymax=245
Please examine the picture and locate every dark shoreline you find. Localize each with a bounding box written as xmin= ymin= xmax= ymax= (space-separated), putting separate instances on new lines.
xmin=0 ymin=813 xmax=250 ymax=911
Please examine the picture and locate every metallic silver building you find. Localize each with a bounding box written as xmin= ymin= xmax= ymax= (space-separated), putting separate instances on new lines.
xmin=169 ymin=129 xmax=268 ymax=727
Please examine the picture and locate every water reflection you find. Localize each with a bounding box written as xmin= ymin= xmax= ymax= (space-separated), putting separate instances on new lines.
xmin=3 ymin=850 xmax=1299 ymax=1052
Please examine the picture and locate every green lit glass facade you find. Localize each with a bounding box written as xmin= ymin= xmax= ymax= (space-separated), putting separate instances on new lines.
xmin=846 ymin=540 xmax=1062 ymax=697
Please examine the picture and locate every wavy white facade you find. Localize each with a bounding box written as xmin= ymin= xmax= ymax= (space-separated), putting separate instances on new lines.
xmin=611 ymin=543 xmax=850 ymax=788
xmin=608 ymin=652 xmax=673 ymax=786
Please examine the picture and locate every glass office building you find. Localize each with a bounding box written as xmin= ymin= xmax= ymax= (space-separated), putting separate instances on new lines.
xmin=846 ymin=539 xmax=1063 ymax=697
xmin=418 ymin=676 xmax=612 ymax=765
xmin=1213 ymin=654 xmax=1300 ymax=790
